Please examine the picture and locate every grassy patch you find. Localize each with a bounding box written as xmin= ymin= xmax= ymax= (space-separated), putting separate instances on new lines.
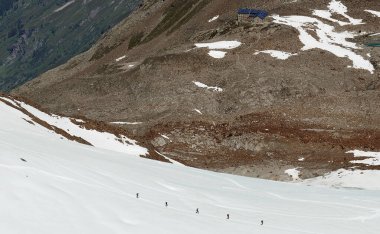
xmin=128 ymin=32 xmax=144 ymax=49
xmin=143 ymin=0 xmax=199 ymax=43
xmin=90 ymin=43 xmax=119 ymax=61
xmin=168 ymin=0 xmax=210 ymax=34
xmin=95 ymin=63 xmax=122 ymax=75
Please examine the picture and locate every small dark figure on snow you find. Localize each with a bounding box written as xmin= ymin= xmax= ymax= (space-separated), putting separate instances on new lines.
xmin=20 ymin=158 xmax=27 ymax=162
xmin=261 ymin=220 xmax=264 ymax=225
xmin=196 ymin=208 xmax=199 ymax=214
xmin=165 ymin=202 xmax=168 ymax=207
xmin=227 ymin=214 xmax=230 ymax=219
xmin=136 ymin=193 xmax=139 ymax=198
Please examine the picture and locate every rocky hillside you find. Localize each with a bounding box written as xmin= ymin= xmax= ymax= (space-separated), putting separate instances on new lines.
xmin=15 ymin=0 xmax=380 ymax=181
xmin=0 ymin=0 xmax=141 ymax=91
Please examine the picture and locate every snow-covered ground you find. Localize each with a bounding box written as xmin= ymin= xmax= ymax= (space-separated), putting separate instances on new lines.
xmin=254 ymin=50 xmax=297 ymax=60
xmin=193 ymin=81 xmax=223 ymax=92
xmin=1 ymin=97 xmax=380 ymax=233
xmin=208 ymin=15 xmax=219 ymax=22
xmin=54 ymin=0 xmax=76 ymax=13
xmin=348 ymin=150 xmax=380 ymax=166
xmin=312 ymin=0 xmax=363 ymax=26
xmin=272 ymin=14 xmax=374 ymax=73
xmin=195 ymin=41 xmax=241 ymax=59
xmin=194 ymin=108 xmax=203 ymax=115
xmin=269 ymin=0 xmax=374 ymax=73
xmin=365 ymin=10 xmax=380 ymax=17
xmin=285 ymin=168 xmax=301 ymax=181
xmin=0 ymin=97 xmax=147 ymax=156
xmin=110 ymin=121 xmax=143 ymax=125
xmin=115 ymin=55 xmax=126 ymax=62
xmin=195 ymin=41 xmax=241 ymax=50
xmin=208 ymin=50 xmax=227 ymax=59
xmin=305 ymin=169 xmax=380 ymax=191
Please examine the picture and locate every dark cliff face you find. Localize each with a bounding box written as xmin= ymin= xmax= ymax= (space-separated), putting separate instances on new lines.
xmin=0 ymin=0 xmax=141 ymax=91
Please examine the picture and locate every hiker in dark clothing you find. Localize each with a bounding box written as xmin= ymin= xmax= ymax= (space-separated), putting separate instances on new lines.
xmin=261 ymin=220 xmax=264 ymax=225
xmin=136 ymin=193 xmax=139 ymax=198
xmin=227 ymin=214 xmax=230 ymax=219
xmin=165 ymin=202 xmax=168 ymax=207
xmin=196 ymin=208 xmax=199 ymax=214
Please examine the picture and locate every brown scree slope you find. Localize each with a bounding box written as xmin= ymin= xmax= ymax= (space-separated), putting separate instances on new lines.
xmin=14 ymin=0 xmax=380 ymax=180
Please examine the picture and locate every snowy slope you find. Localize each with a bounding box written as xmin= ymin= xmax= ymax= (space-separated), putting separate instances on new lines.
xmin=1 ymin=100 xmax=380 ymax=233
xmin=270 ymin=0 xmax=374 ymax=73
xmin=0 ymin=96 xmax=147 ymax=156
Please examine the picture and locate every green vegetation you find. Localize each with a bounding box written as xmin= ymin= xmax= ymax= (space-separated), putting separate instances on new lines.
xmin=0 ymin=0 xmax=13 ymax=16
xmin=0 ymin=0 xmax=141 ymax=91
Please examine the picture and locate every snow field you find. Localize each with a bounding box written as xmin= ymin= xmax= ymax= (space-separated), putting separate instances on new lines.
xmin=0 ymin=97 xmax=147 ymax=156
xmin=1 ymin=96 xmax=380 ymax=234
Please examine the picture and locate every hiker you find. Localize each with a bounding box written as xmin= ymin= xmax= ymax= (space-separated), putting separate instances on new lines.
xmin=136 ymin=193 xmax=139 ymax=198
xmin=196 ymin=208 xmax=199 ymax=214
xmin=227 ymin=214 xmax=230 ymax=219
xmin=165 ymin=202 xmax=168 ymax=207
xmin=261 ymin=220 xmax=264 ymax=225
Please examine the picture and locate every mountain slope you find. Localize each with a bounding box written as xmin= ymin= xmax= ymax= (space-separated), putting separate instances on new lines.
xmin=14 ymin=0 xmax=380 ymax=180
xmin=0 ymin=0 xmax=141 ymax=91
xmin=1 ymin=94 xmax=380 ymax=234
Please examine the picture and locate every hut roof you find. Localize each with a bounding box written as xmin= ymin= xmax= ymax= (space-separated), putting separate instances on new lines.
xmin=238 ymin=8 xmax=268 ymax=20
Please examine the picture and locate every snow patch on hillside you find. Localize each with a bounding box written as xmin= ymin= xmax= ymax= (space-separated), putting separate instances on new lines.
xmin=110 ymin=121 xmax=143 ymax=125
xmin=272 ymin=14 xmax=374 ymax=73
xmin=195 ymin=41 xmax=241 ymax=50
xmin=193 ymin=81 xmax=223 ymax=92
xmin=115 ymin=55 xmax=126 ymax=62
xmin=1 ymin=98 xmax=148 ymax=156
xmin=160 ymin=134 xmax=170 ymax=140
xmin=285 ymin=168 xmax=301 ymax=180
xmin=194 ymin=109 xmax=203 ymax=114
xmin=208 ymin=50 xmax=227 ymax=58
xmin=313 ymin=0 xmax=363 ymax=25
xmin=54 ymin=0 xmax=76 ymax=13
xmin=208 ymin=15 xmax=219 ymax=22
xmin=365 ymin=10 xmax=380 ymax=17
xmin=348 ymin=150 xmax=380 ymax=166
xmin=195 ymin=41 xmax=241 ymax=59
xmin=254 ymin=50 xmax=297 ymax=60
xmin=305 ymin=169 xmax=380 ymax=190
